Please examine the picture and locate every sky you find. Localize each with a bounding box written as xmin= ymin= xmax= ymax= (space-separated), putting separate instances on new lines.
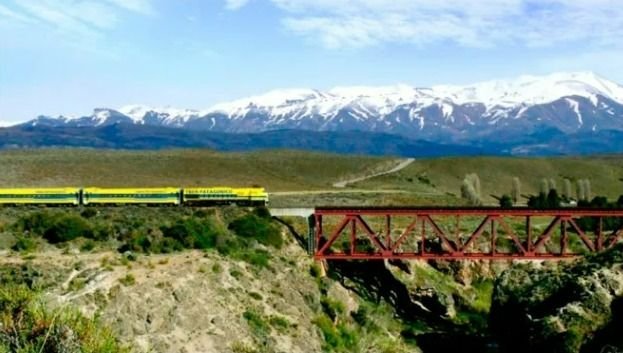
xmin=1 ymin=0 xmax=623 ymax=124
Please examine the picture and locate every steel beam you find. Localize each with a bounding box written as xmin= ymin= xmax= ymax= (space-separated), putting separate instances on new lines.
xmin=313 ymin=207 xmax=623 ymax=260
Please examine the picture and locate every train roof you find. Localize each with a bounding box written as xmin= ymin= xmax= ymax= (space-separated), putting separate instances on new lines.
xmin=83 ymin=187 xmax=180 ymax=192
xmin=0 ymin=188 xmax=80 ymax=193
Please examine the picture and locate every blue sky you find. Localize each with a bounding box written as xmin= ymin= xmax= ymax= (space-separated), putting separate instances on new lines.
xmin=1 ymin=0 xmax=622 ymax=124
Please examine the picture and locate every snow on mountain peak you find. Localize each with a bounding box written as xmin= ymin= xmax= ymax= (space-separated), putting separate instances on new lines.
xmin=119 ymin=105 xmax=152 ymax=121
xmin=119 ymin=105 xmax=204 ymax=124
xmin=93 ymin=108 xmax=112 ymax=125
xmin=18 ymin=71 xmax=621 ymax=131
xmin=430 ymin=71 xmax=623 ymax=108
xmin=208 ymin=88 xmax=326 ymax=117
xmin=200 ymin=72 xmax=623 ymax=118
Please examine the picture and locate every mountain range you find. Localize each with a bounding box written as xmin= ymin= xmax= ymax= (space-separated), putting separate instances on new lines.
xmin=3 ymin=71 xmax=623 ymax=155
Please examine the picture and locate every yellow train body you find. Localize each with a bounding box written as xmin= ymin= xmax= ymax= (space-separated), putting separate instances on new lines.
xmin=0 ymin=187 xmax=268 ymax=206
xmin=0 ymin=188 xmax=81 ymax=205
xmin=183 ymin=187 xmax=268 ymax=205
xmin=83 ymin=187 xmax=181 ymax=205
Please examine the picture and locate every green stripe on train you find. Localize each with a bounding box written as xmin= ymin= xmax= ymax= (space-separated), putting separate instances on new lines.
xmin=85 ymin=194 xmax=178 ymax=199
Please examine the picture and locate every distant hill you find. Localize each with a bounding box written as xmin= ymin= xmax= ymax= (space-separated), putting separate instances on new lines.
xmin=0 ymin=124 xmax=490 ymax=157
xmin=3 ymin=123 xmax=623 ymax=156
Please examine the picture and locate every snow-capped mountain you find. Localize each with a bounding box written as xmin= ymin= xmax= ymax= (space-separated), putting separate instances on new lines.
xmin=20 ymin=72 xmax=623 ymax=144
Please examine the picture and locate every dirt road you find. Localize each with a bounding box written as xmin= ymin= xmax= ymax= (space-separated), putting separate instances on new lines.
xmin=332 ymin=158 xmax=415 ymax=188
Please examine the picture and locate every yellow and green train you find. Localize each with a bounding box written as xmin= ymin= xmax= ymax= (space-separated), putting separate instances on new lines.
xmin=0 ymin=187 xmax=268 ymax=206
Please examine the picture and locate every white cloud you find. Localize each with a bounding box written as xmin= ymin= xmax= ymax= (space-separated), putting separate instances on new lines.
xmin=0 ymin=3 xmax=36 ymax=23
xmin=225 ymin=0 xmax=250 ymax=10
xmin=104 ymin=0 xmax=155 ymax=15
xmin=0 ymin=0 xmax=155 ymax=44
xmin=12 ymin=0 xmax=106 ymax=41
xmin=270 ymin=0 xmax=623 ymax=49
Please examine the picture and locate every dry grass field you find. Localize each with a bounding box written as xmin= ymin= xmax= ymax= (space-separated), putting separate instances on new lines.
xmin=1 ymin=149 xmax=623 ymax=206
xmin=0 ymin=149 xmax=393 ymax=191
xmin=352 ymin=156 xmax=623 ymax=205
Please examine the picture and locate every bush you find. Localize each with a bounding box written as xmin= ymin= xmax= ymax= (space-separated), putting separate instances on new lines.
xmin=193 ymin=209 xmax=208 ymax=218
xmin=119 ymin=273 xmax=136 ymax=286
xmin=43 ymin=214 xmax=94 ymax=244
xmin=118 ymin=233 xmax=153 ymax=253
xmin=14 ymin=211 xmax=57 ymax=235
xmin=499 ymin=194 xmax=513 ymax=208
xmin=351 ymin=306 xmax=369 ymax=327
xmin=228 ymin=214 xmax=283 ymax=248
xmin=160 ymin=218 xmax=223 ymax=250
xmin=310 ymin=263 xmax=323 ymax=278
xmin=268 ymin=315 xmax=291 ymax=332
xmin=243 ymin=309 xmax=270 ymax=336
xmin=14 ymin=212 xmax=95 ymax=244
xmin=91 ymin=225 xmax=110 ymax=241
xmin=0 ymin=284 xmax=127 ymax=352
xmin=321 ymin=297 xmax=346 ymax=322
xmin=158 ymin=237 xmax=184 ymax=253
xmin=80 ymin=208 xmax=98 ymax=219
xmin=312 ymin=315 xmax=358 ymax=352
xmin=11 ymin=236 xmax=38 ymax=252
xmin=212 ymin=263 xmax=222 ymax=273
xmin=235 ymin=249 xmax=271 ymax=268
xmin=80 ymin=239 xmax=96 ymax=252
xmin=528 ymin=190 xmax=562 ymax=209
xmin=253 ymin=206 xmax=272 ymax=219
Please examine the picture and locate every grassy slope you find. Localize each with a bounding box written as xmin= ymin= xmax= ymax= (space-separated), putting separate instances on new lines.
xmin=0 ymin=207 xmax=418 ymax=353
xmin=352 ymin=156 xmax=623 ymax=204
xmin=2 ymin=149 xmax=623 ymax=206
xmin=0 ymin=149 xmax=391 ymax=191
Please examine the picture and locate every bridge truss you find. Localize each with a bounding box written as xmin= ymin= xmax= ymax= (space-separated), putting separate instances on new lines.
xmin=312 ymin=207 xmax=623 ymax=260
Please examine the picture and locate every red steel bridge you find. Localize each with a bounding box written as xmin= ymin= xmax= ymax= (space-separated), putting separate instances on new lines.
xmin=311 ymin=207 xmax=623 ymax=260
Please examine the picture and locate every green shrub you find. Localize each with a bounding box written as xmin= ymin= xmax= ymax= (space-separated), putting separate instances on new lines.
xmin=80 ymin=239 xmax=96 ymax=252
xmin=235 ymin=249 xmax=271 ymax=268
xmin=215 ymin=237 xmax=239 ymax=256
xmin=310 ymin=263 xmax=323 ymax=278
xmin=230 ymin=341 xmax=260 ymax=353
xmin=253 ymin=206 xmax=272 ymax=219
xmin=230 ymin=269 xmax=243 ymax=279
xmin=93 ymin=223 xmax=114 ymax=241
xmin=43 ymin=214 xmax=94 ymax=243
xmin=11 ymin=236 xmax=38 ymax=253
xmin=118 ymin=233 xmax=153 ymax=253
xmin=212 ymin=263 xmax=222 ymax=273
xmin=14 ymin=211 xmax=57 ymax=235
xmin=67 ymin=277 xmax=87 ymax=292
xmin=160 ymin=218 xmax=223 ymax=250
xmin=80 ymin=208 xmax=98 ymax=219
xmin=158 ymin=237 xmax=184 ymax=253
xmin=0 ymin=284 xmax=127 ymax=352
xmin=193 ymin=209 xmax=208 ymax=218
xmin=228 ymin=214 xmax=283 ymax=248
xmin=312 ymin=315 xmax=358 ymax=352
xmin=268 ymin=315 xmax=291 ymax=332
xmin=248 ymin=291 xmax=263 ymax=300
xmin=351 ymin=306 xmax=368 ymax=326
xmin=499 ymin=194 xmax=513 ymax=208
xmin=119 ymin=273 xmax=136 ymax=286
xmin=243 ymin=309 xmax=270 ymax=336
xmin=321 ymin=297 xmax=346 ymax=321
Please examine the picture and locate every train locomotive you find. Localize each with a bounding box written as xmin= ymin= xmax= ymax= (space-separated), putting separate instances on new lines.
xmin=0 ymin=187 xmax=268 ymax=206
